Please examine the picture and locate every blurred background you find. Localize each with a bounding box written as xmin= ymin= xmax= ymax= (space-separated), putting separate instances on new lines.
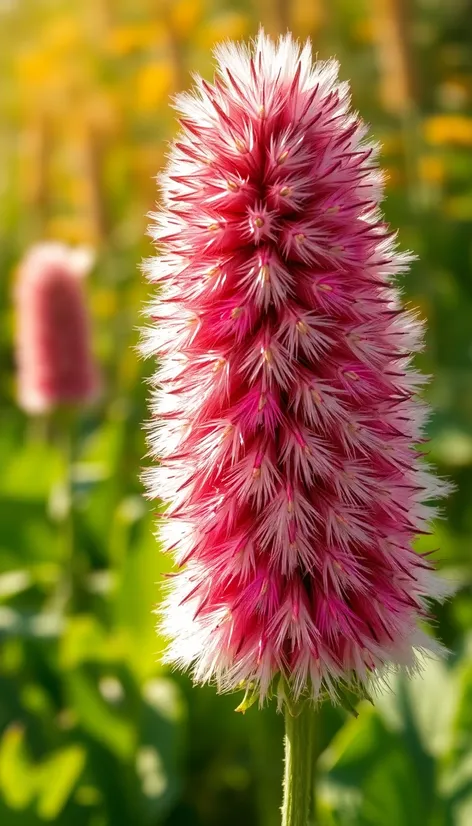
xmin=1 ymin=0 xmax=472 ymax=824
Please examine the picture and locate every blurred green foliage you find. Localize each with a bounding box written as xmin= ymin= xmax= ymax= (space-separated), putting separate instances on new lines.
xmin=0 ymin=0 xmax=471 ymax=824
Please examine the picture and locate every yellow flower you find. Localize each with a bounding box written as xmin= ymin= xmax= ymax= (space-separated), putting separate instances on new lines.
xmin=16 ymin=50 xmax=54 ymax=88
xmin=135 ymin=61 xmax=175 ymax=111
xmin=424 ymin=115 xmax=472 ymax=146
xmin=170 ymin=0 xmax=203 ymax=38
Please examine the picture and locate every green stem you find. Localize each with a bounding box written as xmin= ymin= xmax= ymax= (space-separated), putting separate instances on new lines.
xmin=51 ymin=407 xmax=77 ymax=613
xmin=281 ymin=700 xmax=316 ymax=826
xmin=61 ymin=412 xmax=75 ymax=606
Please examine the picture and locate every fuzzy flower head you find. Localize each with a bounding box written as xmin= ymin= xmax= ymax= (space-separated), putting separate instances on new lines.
xmin=143 ymin=32 xmax=450 ymax=708
xmin=16 ymin=242 xmax=99 ymax=415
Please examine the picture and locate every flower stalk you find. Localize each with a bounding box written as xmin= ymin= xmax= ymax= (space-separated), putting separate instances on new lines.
xmin=282 ymin=700 xmax=316 ymax=826
xmin=57 ymin=408 xmax=77 ymax=610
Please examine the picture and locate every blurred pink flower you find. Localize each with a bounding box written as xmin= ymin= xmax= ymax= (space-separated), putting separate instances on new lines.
xmin=143 ymin=32 xmax=450 ymax=706
xmin=15 ymin=242 xmax=99 ymax=414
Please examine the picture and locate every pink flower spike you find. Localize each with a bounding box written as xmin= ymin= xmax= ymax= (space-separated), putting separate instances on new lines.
xmin=15 ymin=242 xmax=100 ymax=415
xmin=143 ymin=31 xmax=451 ymax=707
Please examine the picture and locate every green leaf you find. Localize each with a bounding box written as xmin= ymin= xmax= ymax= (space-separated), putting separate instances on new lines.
xmin=377 ymin=660 xmax=459 ymax=758
xmin=59 ymin=615 xmax=125 ymax=670
xmin=0 ymin=725 xmax=36 ymax=810
xmin=319 ymin=705 xmax=394 ymax=787
xmin=114 ymin=512 xmax=171 ymax=680
xmin=66 ymin=668 xmax=135 ymax=760
xmin=451 ymin=660 xmax=472 ymax=759
xmin=0 ymin=440 xmax=62 ymax=501
xmin=36 ymin=745 xmax=86 ymax=820
xmin=0 ymin=499 xmax=57 ymax=567
xmin=453 ymin=795 xmax=472 ymax=826
xmin=360 ymin=748 xmax=427 ymax=826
